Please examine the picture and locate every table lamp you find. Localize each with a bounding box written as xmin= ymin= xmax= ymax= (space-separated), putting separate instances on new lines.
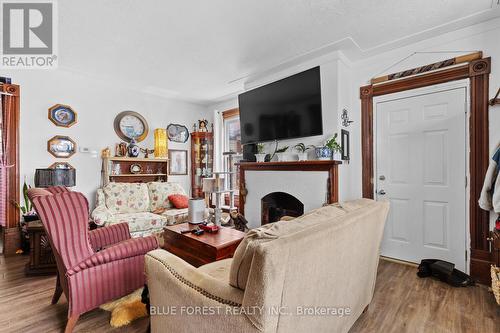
xmin=35 ymin=168 xmax=76 ymax=188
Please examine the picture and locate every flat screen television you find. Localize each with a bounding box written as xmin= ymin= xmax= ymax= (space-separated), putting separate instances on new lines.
xmin=238 ymin=66 xmax=322 ymax=144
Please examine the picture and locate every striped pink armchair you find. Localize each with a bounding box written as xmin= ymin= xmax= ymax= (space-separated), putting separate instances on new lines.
xmin=28 ymin=187 xmax=159 ymax=333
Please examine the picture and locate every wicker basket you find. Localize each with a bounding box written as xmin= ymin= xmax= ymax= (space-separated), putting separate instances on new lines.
xmin=492 ymin=265 xmax=500 ymax=305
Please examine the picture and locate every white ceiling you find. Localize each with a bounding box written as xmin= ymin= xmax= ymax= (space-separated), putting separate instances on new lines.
xmin=58 ymin=1 xmax=499 ymax=104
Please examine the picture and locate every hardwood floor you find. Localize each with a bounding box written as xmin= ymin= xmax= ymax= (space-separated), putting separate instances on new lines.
xmin=0 ymin=255 xmax=498 ymax=332
xmin=350 ymin=259 xmax=499 ymax=333
xmin=0 ymin=255 xmax=148 ymax=332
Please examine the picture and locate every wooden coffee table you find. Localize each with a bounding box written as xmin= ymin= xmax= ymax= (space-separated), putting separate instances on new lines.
xmin=163 ymin=223 xmax=246 ymax=267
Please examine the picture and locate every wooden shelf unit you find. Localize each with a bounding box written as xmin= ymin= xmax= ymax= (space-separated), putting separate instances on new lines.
xmin=102 ymin=157 xmax=168 ymax=185
xmin=191 ymin=131 xmax=214 ymax=198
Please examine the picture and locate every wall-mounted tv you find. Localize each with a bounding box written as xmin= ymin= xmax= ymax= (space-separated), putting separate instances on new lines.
xmin=238 ymin=66 xmax=323 ymax=144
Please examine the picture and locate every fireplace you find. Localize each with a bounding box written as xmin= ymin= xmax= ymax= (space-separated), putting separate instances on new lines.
xmin=261 ymin=192 xmax=304 ymax=225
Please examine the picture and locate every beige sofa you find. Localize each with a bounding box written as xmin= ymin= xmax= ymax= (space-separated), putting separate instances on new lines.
xmin=145 ymin=198 xmax=390 ymax=333
xmin=91 ymin=182 xmax=190 ymax=238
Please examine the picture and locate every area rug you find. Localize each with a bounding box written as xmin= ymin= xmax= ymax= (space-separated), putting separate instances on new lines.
xmin=99 ymin=288 xmax=147 ymax=328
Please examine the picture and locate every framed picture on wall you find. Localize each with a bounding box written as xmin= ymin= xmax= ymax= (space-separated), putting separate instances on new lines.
xmin=341 ymin=129 xmax=350 ymax=161
xmin=169 ymin=149 xmax=188 ymax=175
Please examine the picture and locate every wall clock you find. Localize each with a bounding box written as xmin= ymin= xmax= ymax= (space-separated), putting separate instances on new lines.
xmin=113 ymin=111 xmax=149 ymax=142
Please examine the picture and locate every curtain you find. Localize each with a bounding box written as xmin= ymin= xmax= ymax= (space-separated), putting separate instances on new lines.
xmin=0 ymin=93 xmax=14 ymax=227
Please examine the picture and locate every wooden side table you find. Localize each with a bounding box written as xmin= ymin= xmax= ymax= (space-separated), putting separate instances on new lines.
xmin=163 ymin=223 xmax=245 ymax=267
xmin=25 ymin=220 xmax=57 ymax=276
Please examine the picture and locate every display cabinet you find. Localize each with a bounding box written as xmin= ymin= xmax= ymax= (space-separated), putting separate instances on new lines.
xmin=190 ymin=131 xmax=214 ymax=198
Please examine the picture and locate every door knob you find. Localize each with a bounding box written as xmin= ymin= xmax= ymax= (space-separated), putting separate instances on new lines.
xmin=378 ymin=189 xmax=386 ymax=195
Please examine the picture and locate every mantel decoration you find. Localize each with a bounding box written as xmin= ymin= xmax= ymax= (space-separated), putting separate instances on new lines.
xmin=294 ymin=143 xmax=313 ymax=161
xmin=167 ymin=123 xmax=189 ymax=143
xmin=113 ymin=111 xmax=149 ymax=143
xmin=315 ymin=134 xmax=341 ymax=160
xmin=48 ymin=104 xmax=77 ymax=127
xmin=47 ymin=135 xmax=76 ymax=158
xmin=255 ymin=143 xmax=266 ymax=162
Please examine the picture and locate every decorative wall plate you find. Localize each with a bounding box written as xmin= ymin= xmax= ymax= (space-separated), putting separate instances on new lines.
xmin=49 ymin=162 xmax=74 ymax=169
xmin=48 ymin=104 xmax=77 ymax=128
xmin=47 ymin=136 xmax=76 ymax=158
xmin=167 ymin=123 xmax=189 ymax=143
xmin=130 ymin=164 xmax=142 ymax=174
xmin=114 ymin=111 xmax=149 ymax=142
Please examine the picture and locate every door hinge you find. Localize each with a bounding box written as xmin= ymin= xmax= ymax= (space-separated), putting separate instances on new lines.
xmin=465 ymin=176 xmax=467 ymax=188
xmin=465 ymin=251 xmax=468 ymax=262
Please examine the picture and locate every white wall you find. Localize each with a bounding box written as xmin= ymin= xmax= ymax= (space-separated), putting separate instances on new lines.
xmin=4 ymin=69 xmax=211 ymax=206
xmin=348 ymin=17 xmax=500 ymax=229
xmin=213 ymin=17 xmax=500 ymax=229
xmin=213 ymin=51 xmax=354 ymax=200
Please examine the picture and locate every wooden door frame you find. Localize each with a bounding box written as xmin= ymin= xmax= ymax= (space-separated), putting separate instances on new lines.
xmin=360 ymin=57 xmax=491 ymax=284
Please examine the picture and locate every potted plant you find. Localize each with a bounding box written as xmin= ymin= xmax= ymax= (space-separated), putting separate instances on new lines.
xmin=294 ymin=143 xmax=313 ymax=161
xmin=15 ymin=181 xmax=37 ymax=253
xmin=275 ymin=146 xmax=289 ymax=162
xmin=254 ymin=143 xmax=267 ymax=162
xmin=315 ymin=134 xmax=341 ymax=160
xmin=15 ymin=182 xmax=37 ymax=222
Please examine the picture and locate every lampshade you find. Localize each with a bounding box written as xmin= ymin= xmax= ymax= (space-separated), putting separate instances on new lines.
xmin=188 ymin=198 xmax=206 ymax=224
xmin=154 ymin=128 xmax=168 ymax=158
xmin=202 ymin=177 xmax=224 ymax=192
xmin=202 ymin=178 xmax=216 ymax=193
xmin=35 ymin=168 xmax=76 ymax=187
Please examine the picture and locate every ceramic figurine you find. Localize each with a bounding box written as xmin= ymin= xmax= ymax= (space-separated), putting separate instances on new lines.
xmin=141 ymin=148 xmax=154 ymax=158
xmin=128 ymin=138 xmax=140 ymax=157
xmin=198 ymin=119 xmax=209 ymax=132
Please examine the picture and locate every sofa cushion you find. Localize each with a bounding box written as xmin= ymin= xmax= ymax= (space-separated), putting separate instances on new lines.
xmin=168 ymin=194 xmax=189 ymax=209
xmin=160 ymin=208 xmax=189 ymax=225
xmin=103 ymin=183 xmax=150 ymax=214
xmin=111 ymin=212 xmax=166 ymax=233
xmin=148 ymin=182 xmax=186 ymax=210
xmin=197 ymin=259 xmax=232 ymax=283
xmin=228 ymin=201 xmax=371 ymax=290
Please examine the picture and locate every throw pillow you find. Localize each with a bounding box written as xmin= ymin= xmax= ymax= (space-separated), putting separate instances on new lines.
xmin=168 ymin=194 xmax=189 ymax=209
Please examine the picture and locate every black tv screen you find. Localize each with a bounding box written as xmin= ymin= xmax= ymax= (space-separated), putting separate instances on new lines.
xmin=238 ymin=66 xmax=323 ymax=144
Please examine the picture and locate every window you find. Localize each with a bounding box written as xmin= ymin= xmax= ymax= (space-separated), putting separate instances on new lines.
xmin=224 ymin=116 xmax=241 ymax=154
xmin=222 ymin=109 xmax=242 ymax=207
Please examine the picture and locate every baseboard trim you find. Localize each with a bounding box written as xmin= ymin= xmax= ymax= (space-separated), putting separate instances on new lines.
xmin=380 ymin=256 xmax=418 ymax=267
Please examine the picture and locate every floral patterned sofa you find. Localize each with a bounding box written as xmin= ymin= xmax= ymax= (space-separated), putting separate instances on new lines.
xmin=91 ymin=182 xmax=190 ymax=238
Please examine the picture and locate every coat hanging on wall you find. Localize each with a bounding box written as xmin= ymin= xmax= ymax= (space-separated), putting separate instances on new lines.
xmin=479 ymin=143 xmax=500 ymax=213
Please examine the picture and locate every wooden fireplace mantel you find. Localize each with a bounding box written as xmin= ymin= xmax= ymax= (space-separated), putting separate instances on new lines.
xmin=237 ymin=160 xmax=341 ymax=215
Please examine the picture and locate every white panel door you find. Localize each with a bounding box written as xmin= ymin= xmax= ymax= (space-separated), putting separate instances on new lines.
xmin=376 ymin=87 xmax=467 ymax=271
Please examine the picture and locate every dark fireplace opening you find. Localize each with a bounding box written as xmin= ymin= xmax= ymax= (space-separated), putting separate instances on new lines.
xmin=261 ymin=192 xmax=304 ymax=225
